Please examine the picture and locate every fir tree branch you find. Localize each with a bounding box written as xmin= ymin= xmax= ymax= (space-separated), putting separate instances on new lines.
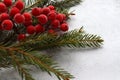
xmin=0 ymin=45 xmax=74 ymax=80
xmin=15 ymin=29 xmax=103 ymax=51
xmin=38 ymin=0 xmax=51 ymax=7
xmin=50 ymin=0 xmax=82 ymax=9
xmin=8 ymin=50 xmax=35 ymax=80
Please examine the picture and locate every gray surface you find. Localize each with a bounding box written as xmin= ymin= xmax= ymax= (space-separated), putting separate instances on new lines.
xmin=1 ymin=0 xmax=120 ymax=80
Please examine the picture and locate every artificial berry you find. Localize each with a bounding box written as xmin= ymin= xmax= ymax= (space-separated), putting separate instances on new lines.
xmin=38 ymin=8 xmax=43 ymax=14
xmin=0 ymin=2 xmax=7 ymax=13
xmin=0 ymin=25 xmax=2 ymax=30
xmin=31 ymin=7 xmax=40 ymax=16
xmin=60 ymin=23 xmax=69 ymax=32
xmin=23 ymin=20 xmax=32 ymax=27
xmin=48 ymin=29 xmax=56 ymax=34
xmin=51 ymin=19 xmax=60 ymax=29
xmin=3 ymin=0 xmax=12 ymax=7
xmin=37 ymin=14 xmax=48 ymax=24
xmin=14 ymin=13 xmax=25 ymax=23
xmin=42 ymin=7 xmax=50 ymax=15
xmin=9 ymin=7 xmax=20 ymax=17
xmin=15 ymin=0 xmax=24 ymax=11
xmin=48 ymin=12 xmax=56 ymax=21
xmin=56 ymin=14 xmax=63 ymax=22
xmin=1 ymin=20 xmax=13 ymax=30
xmin=27 ymin=25 xmax=35 ymax=34
xmin=0 ymin=13 xmax=9 ymax=22
xmin=48 ymin=5 xmax=55 ymax=10
xmin=23 ymin=12 xmax=32 ymax=21
xmin=17 ymin=34 xmax=26 ymax=41
xmin=51 ymin=10 xmax=56 ymax=13
xmin=35 ymin=24 xmax=45 ymax=33
xmin=61 ymin=14 xmax=66 ymax=20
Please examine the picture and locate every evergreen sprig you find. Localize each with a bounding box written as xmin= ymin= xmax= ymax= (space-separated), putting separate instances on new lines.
xmin=15 ymin=28 xmax=103 ymax=51
xmin=0 ymin=45 xmax=74 ymax=80
xmin=0 ymin=28 xmax=103 ymax=80
xmin=50 ymin=0 xmax=82 ymax=10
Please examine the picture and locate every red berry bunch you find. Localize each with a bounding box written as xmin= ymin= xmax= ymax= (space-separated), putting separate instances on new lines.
xmin=0 ymin=0 xmax=69 ymax=41
xmin=30 ymin=5 xmax=69 ymax=34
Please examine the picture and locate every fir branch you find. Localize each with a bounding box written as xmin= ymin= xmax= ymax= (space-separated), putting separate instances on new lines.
xmin=0 ymin=45 xmax=74 ymax=80
xmin=38 ymin=0 xmax=51 ymax=7
xmin=16 ymin=49 xmax=74 ymax=80
xmin=50 ymin=0 xmax=82 ymax=9
xmin=15 ymin=28 xmax=103 ymax=51
xmin=8 ymin=50 xmax=35 ymax=80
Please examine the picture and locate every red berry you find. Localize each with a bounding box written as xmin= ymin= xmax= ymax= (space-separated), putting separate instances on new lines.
xmin=23 ymin=12 xmax=32 ymax=21
xmin=0 ymin=2 xmax=7 ymax=13
xmin=51 ymin=19 xmax=60 ymax=29
xmin=14 ymin=13 xmax=25 ymax=23
xmin=60 ymin=23 xmax=69 ymax=32
xmin=9 ymin=7 xmax=20 ymax=17
xmin=3 ymin=0 xmax=12 ymax=7
xmin=31 ymin=7 xmax=40 ymax=16
xmin=48 ymin=5 xmax=55 ymax=10
xmin=56 ymin=14 xmax=63 ymax=22
xmin=17 ymin=34 xmax=26 ymax=41
xmin=38 ymin=8 xmax=43 ymax=14
xmin=27 ymin=25 xmax=35 ymax=34
xmin=1 ymin=20 xmax=13 ymax=30
xmin=15 ymin=0 xmax=24 ymax=11
xmin=37 ymin=14 xmax=48 ymax=24
xmin=0 ymin=25 xmax=2 ymax=30
xmin=48 ymin=12 xmax=56 ymax=21
xmin=42 ymin=7 xmax=50 ymax=15
xmin=51 ymin=10 xmax=56 ymax=13
xmin=48 ymin=29 xmax=56 ymax=34
xmin=35 ymin=24 xmax=45 ymax=33
xmin=0 ymin=13 xmax=9 ymax=22
xmin=61 ymin=14 xmax=66 ymax=20
xmin=23 ymin=20 xmax=32 ymax=27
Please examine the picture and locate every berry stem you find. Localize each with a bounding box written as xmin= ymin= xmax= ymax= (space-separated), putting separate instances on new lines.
xmin=66 ymin=10 xmax=76 ymax=18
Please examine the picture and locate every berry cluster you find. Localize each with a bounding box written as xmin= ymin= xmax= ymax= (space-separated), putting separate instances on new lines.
xmin=0 ymin=0 xmax=69 ymax=41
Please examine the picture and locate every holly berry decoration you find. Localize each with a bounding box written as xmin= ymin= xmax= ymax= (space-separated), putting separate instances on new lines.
xmin=35 ymin=24 xmax=45 ymax=33
xmin=14 ymin=13 xmax=25 ymax=23
xmin=51 ymin=19 xmax=60 ymax=29
xmin=23 ymin=12 xmax=32 ymax=21
xmin=0 ymin=13 xmax=9 ymax=22
xmin=0 ymin=2 xmax=7 ymax=13
xmin=37 ymin=14 xmax=48 ymax=25
xmin=27 ymin=25 xmax=36 ymax=34
xmin=60 ymin=23 xmax=69 ymax=31
xmin=31 ymin=7 xmax=42 ymax=16
xmin=15 ymin=0 xmax=24 ymax=11
xmin=0 ymin=0 xmax=68 ymax=41
xmin=9 ymin=7 xmax=20 ymax=17
xmin=1 ymin=20 xmax=13 ymax=30
xmin=17 ymin=34 xmax=26 ymax=41
xmin=3 ymin=0 xmax=12 ymax=7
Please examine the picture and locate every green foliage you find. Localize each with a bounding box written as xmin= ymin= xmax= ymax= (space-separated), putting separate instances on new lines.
xmin=15 ymin=28 xmax=103 ymax=51
xmin=0 ymin=28 xmax=103 ymax=80
xmin=0 ymin=45 xmax=74 ymax=80
xmin=50 ymin=0 xmax=82 ymax=11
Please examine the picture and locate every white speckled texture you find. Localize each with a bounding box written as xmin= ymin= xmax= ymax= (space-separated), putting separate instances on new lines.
xmin=1 ymin=0 xmax=120 ymax=80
